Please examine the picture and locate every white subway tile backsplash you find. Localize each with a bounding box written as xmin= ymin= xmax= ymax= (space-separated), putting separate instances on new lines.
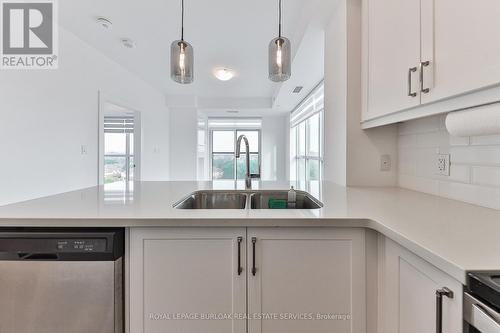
xmin=449 ymin=135 xmax=470 ymax=146
xmin=398 ymin=114 xmax=500 ymax=211
xmin=416 ymin=131 xmax=447 ymax=148
xmin=416 ymin=148 xmax=440 ymax=177
xmin=470 ymin=134 xmax=500 ymax=146
xmin=448 ymin=164 xmax=471 ymax=183
xmin=398 ymin=149 xmax=417 ymax=175
xmin=438 ymin=181 xmax=500 ymax=210
xmin=472 ymin=166 xmax=500 ymax=187
xmin=451 ymin=146 xmax=500 ymax=165
xmin=398 ymin=174 xmax=439 ymax=195
xmin=398 ymin=116 xmax=441 ymax=135
xmin=399 ymin=134 xmax=417 ymax=147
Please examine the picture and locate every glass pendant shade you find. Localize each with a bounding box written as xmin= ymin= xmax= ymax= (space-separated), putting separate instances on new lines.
xmin=268 ymin=36 xmax=291 ymax=82
xmin=171 ymin=40 xmax=194 ymax=84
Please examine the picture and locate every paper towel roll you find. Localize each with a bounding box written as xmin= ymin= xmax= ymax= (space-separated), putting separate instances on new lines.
xmin=445 ymin=103 xmax=500 ymax=137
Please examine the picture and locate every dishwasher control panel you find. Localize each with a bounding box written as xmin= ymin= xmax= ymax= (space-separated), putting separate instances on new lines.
xmin=56 ymin=239 xmax=107 ymax=252
xmin=0 ymin=229 xmax=124 ymax=261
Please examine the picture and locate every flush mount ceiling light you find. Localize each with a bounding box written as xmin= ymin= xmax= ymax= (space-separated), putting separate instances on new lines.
xmin=171 ymin=0 xmax=194 ymax=84
xmin=268 ymin=0 xmax=291 ymax=82
xmin=96 ymin=17 xmax=113 ymax=29
xmin=213 ymin=67 xmax=235 ymax=81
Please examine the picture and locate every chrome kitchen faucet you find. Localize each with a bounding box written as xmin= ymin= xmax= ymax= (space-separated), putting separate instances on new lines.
xmin=235 ymin=135 xmax=260 ymax=190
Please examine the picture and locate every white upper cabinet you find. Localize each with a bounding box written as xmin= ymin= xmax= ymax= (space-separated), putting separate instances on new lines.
xmin=421 ymin=0 xmax=500 ymax=104
xmin=363 ymin=0 xmax=500 ymax=127
xmin=366 ymin=0 xmax=421 ymax=119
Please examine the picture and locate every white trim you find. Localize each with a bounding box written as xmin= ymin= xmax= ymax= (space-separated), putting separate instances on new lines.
xmin=361 ymin=76 xmax=500 ymax=129
xmin=207 ymin=117 xmax=263 ymax=130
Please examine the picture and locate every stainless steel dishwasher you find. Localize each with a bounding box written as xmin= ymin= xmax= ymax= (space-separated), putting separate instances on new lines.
xmin=0 ymin=228 xmax=124 ymax=333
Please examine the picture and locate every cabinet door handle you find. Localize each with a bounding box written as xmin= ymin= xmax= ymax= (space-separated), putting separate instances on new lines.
xmin=237 ymin=237 xmax=243 ymax=276
xmin=420 ymin=61 xmax=430 ymax=93
xmin=251 ymin=237 xmax=257 ymax=276
xmin=436 ymin=287 xmax=454 ymax=333
xmin=408 ymin=67 xmax=418 ymax=97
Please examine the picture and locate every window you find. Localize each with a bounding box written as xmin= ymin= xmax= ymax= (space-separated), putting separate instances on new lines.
xmin=290 ymin=82 xmax=324 ymax=185
xmin=209 ymin=119 xmax=261 ymax=180
xmin=104 ymin=115 xmax=135 ymax=184
xmin=197 ymin=116 xmax=209 ymax=180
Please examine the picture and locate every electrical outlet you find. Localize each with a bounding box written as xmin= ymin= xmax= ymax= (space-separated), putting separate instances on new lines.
xmin=380 ymin=154 xmax=391 ymax=171
xmin=80 ymin=145 xmax=88 ymax=155
xmin=436 ymin=154 xmax=450 ymax=176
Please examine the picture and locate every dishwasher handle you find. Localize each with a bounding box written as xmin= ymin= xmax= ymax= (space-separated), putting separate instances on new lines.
xmin=465 ymin=292 xmax=500 ymax=333
xmin=19 ymin=253 xmax=59 ymax=260
xmin=471 ymin=304 xmax=500 ymax=333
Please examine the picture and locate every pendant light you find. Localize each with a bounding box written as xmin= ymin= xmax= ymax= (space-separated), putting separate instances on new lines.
xmin=171 ymin=0 xmax=194 ymax=84
xmin=268 ymin=0 xmax=291 ymax=82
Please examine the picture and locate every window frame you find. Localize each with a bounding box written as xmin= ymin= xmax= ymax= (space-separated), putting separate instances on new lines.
xmin=290 ymin=81 xmax=325 ymax=187
xmin=209 ymin=128 xmax=262 ymax=181
xmin=292 ymin=111 xmax=324 ymax=183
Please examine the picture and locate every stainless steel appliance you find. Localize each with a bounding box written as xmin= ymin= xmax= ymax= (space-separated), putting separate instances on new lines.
xmin=465 ymin=272 xmax=500 ymax=333
xmin=0 ymin=228 xmax=124 ymax=333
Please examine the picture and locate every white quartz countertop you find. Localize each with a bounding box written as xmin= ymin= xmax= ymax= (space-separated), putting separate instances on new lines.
xmin=0 ymin=180 xmax=499 ymax=283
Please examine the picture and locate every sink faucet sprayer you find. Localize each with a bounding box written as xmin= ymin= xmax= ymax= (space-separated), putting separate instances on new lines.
xmin=235 ymin=135 xmax=260 ymax=190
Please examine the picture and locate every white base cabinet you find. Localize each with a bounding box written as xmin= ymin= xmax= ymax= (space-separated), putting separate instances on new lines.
xmin=377 ymin=236 xmax=463 ymax=333
xmin=129 ymin=228 xmax=247 ymax=333
xmin=129 ymin=227 xmax=366 ymax=333
xmin=248 ymin=228 xmax=366 ymax=333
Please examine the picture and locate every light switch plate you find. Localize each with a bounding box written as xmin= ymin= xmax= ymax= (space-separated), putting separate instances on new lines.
xmin=436 ymin=154 xmax=450 ymax=176
xmin=380 ymin=154 xmax=391 ymax=172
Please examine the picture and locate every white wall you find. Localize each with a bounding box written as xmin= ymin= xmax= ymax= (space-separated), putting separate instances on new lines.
xmin=0 ymin=27 xmax=170 ymax=206
xmin=323 ymin=0 xmax=398 ymax=186
xmin=169 ymin=107 xmax=198 ymax=180
xmin=261 ymin=115 xmax=288 ymax=181
xmin=398 ymin=114 xmax=500 ymax=210
xmin=323 ymin=0 xmax=348 ymax=185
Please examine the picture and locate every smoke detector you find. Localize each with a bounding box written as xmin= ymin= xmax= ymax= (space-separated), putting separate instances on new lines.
xmin=121 ymin=38 xmax=136 ymax=49
xmin=96 ymin=17 xmax=113 ymax=29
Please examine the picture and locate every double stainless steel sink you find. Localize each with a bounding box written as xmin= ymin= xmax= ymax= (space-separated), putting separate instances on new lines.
xmin=174 ymin=190 xmax=323 ymax=210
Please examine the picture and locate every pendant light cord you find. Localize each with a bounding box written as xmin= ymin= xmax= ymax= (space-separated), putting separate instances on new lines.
xmin=181 ymin=0 xmax=184 ymax=41
xmin=278 ymin=0 xmax=282 ymax=38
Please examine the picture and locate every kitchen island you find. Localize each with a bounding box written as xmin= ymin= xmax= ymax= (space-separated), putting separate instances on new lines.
xmin=0 ymin=181 xmax=498 ymax=282
xmin=0 ymin=181 xmax=498 ymax=333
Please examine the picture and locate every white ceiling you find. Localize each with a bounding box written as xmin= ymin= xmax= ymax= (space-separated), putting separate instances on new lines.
xmin=60 ymin=0 xmax=333 ymax=113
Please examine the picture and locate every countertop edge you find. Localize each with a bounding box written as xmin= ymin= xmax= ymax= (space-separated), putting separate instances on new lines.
xmin=0 ymin=216 xmax=468 ymax=284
